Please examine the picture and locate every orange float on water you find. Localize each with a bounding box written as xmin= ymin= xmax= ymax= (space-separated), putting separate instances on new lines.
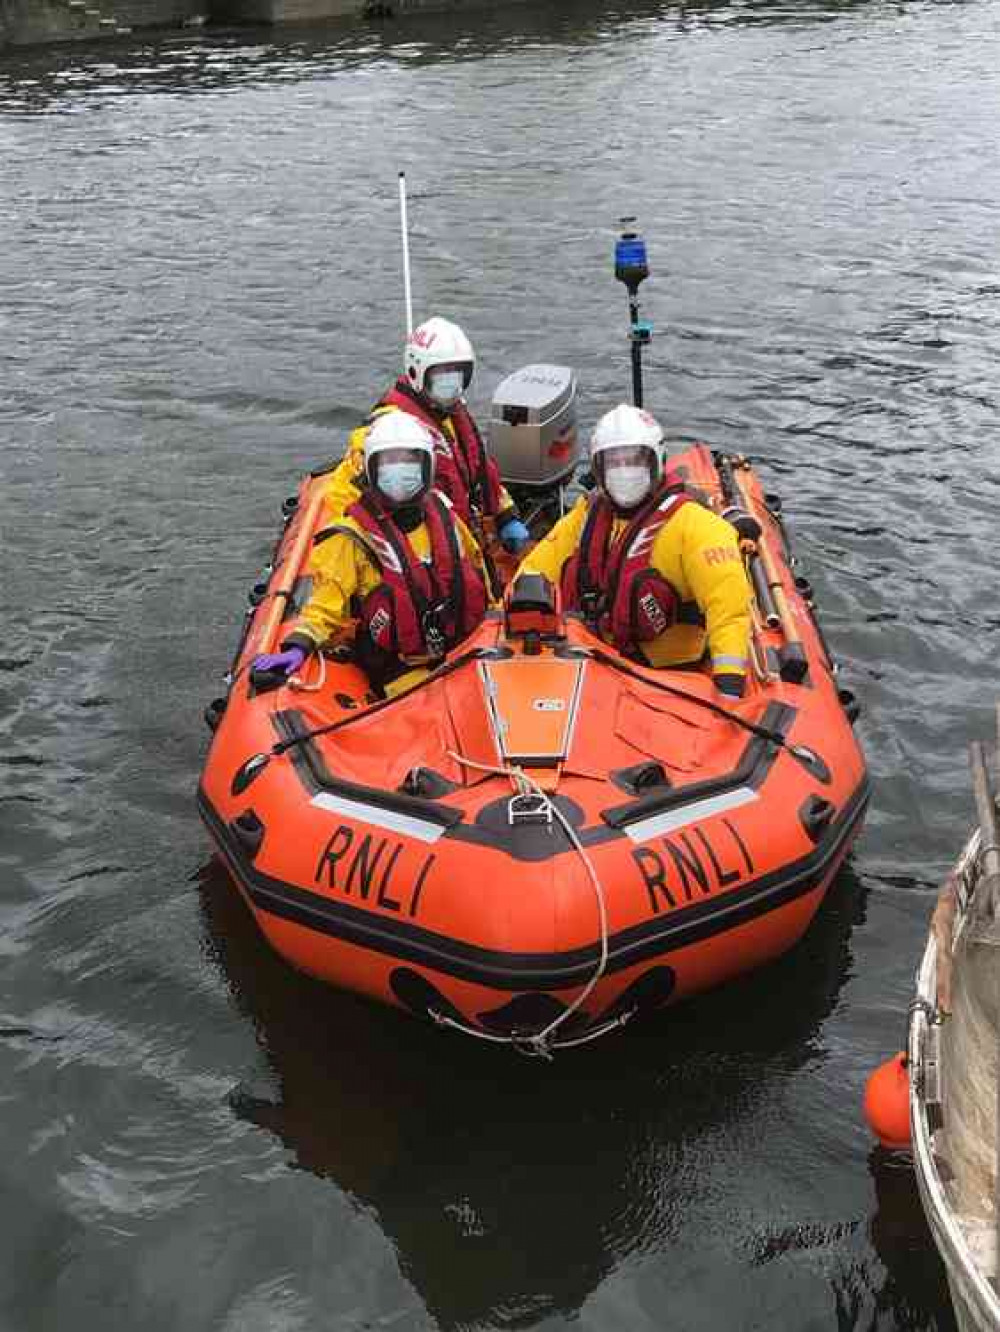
xmin=198 ymin=443 xmax=869 ymax=1052
xmin=864 ymin=1051 xmax=912 ymax=1150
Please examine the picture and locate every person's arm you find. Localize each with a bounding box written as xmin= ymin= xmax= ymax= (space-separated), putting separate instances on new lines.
xmin=513 ymin=499 xmax=588 ymax=584
xmin=282 ymin=531 xmax=376 ymax=655
xmin=473 ymin=452 xmax=530 ymax=551
xmin=492 ymin=473 xmax=517 ymax=527
xmin=680 ymin=507 xmax=752 ymax=695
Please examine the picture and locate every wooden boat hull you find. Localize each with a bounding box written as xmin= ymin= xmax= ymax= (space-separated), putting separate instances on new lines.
xmin=910 ymin=830 xmax=1000 ymax=1332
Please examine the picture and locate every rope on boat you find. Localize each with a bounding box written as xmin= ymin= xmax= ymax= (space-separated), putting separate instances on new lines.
xmin=289 ymin=652 xmax=326 ymax=694
xmin=440 ymin=750 xmax=612 ymax=1060
xmin=746 ymin=600 xmax=778 ymax=685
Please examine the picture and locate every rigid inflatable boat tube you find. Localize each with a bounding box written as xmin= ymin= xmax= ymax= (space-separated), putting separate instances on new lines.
xmin=197 ymin=778 xmax=871 ymax=990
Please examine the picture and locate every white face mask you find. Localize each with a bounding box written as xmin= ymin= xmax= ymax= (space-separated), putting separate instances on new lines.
xmin=427 ymin=368 xmax=465 ymax=408
xmin=604 ymin=464 xmax=651 ymax=510
xmin=378 ymin=461 xmax=424 ymax=505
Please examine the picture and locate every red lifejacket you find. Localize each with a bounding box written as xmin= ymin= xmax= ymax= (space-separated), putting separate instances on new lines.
xmin=561 ymin=488 xmax=692 ymax=654
xmin=377 ymin=379 xmax=506 ymax=526
xmin=347 ymin=490 xmax=488 ymax=663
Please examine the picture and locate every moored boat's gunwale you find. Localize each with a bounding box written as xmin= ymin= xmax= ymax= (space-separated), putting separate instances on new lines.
xmin=910 ymin=829 xmax=1000 ymax=1332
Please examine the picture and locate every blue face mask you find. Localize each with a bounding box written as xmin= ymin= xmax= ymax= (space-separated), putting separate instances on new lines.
xmin=378 ymin=461 xmax=424 ymax=505
xmin=427 ymin=368 xmax=465 ymax=408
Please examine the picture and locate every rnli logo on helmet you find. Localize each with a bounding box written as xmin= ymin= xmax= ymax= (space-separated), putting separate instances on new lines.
xmin=409 ymin=327 xmax=437 ymax=349
xmin=532 ymin=698 xmax=565 ymax=712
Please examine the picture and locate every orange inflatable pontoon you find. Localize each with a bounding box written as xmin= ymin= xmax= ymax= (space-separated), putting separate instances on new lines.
xmin=199 ymin=440 xmax=868 ymax=1053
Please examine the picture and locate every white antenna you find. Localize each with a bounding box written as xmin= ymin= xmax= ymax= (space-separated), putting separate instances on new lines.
xmin=398 ymin=171 xmax=414 ymax=336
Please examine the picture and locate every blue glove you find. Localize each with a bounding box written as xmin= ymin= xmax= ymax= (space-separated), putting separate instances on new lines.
xmin=499 ymin=518 xmax=530 ymax=554
xmin=252 ymin=647 xmax=305 ymax=678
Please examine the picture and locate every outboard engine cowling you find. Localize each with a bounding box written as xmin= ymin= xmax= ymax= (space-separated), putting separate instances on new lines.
xmin=489 ymin=364 xmax=578 ymax=491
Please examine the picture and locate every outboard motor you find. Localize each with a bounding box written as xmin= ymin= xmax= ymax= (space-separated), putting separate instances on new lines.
xmin=489 ymin=365 xmax=578 ymax=494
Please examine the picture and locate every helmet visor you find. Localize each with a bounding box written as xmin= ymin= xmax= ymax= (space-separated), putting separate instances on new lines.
xmin=596 ymin=444 xmax=659 ymax=509
xmin=595 ymin=444 xmax=658 ymax=483
xmin=596 ymin=444 xmax=654 ymax=470
xmin=374 ymin=447 xmax=426 ymax=469
xmin=371 ymin=447 xmax=433 ymax=504
xmin=427 ymin=362 xmax=473 ymax=405
xmin=434 ymin=361 xmax=474 ymax=390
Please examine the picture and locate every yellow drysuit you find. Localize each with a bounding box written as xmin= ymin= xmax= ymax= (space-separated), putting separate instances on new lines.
xmin=516 ymin=494 xmax=752 ymax=687
xmin=284 ymin=504 xmax=491 ymax=697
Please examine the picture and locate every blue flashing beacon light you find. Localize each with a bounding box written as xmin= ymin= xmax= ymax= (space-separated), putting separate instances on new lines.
xmin=614 ymin=226 xmax=649 ymax=294
xmin=614 ymin=218 xmax=652 ymax=407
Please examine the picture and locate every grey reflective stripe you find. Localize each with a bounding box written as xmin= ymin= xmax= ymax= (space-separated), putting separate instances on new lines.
xmin=310 ymin=792 xmax=446 ymax=844
xmin=711 ymin=654 xmax=748 ymax=671
xmin=624 ymin=786 xmax=759 ymax=844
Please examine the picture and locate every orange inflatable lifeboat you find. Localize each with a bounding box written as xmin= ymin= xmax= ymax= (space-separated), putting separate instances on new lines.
xmin=199 ymin=435 xmax=869 ymax=1053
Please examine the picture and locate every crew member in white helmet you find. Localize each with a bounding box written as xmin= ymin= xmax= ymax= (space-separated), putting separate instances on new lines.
xmin=255 ymin=414 xmax=492 ymax=697
xmin=515 ymin=404 xmax=752 ymax=697
xmin=321 ymin=316 xmax=529 ymax=556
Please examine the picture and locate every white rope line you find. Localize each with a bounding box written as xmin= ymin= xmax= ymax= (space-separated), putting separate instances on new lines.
xmin=428 ymin=1006 xmax=635 ymax=1053
xmin=289 ymin=651 xmax=327 ymax=694
xmin=430 ymin=1015 xmax=537 ymax=1047
xmin=445 ymin=750 xmax=611 ymax=1055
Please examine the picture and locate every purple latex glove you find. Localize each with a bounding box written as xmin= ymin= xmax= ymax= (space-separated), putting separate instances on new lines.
xmin=253 ymin=647 xmax=306 ymax=677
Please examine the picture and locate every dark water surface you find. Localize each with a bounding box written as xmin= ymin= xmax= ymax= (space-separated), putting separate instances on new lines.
xmin=3 ymin=0 xmax=1000 ymax=1325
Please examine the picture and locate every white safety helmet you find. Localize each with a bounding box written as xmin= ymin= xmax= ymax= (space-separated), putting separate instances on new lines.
xmin=589 ymin=403 xmax=666 ymax=510
xmin=363 ymin=411 xmax=438 ymax=505
xmin=404 ymin=316 xmax=476 ymax=406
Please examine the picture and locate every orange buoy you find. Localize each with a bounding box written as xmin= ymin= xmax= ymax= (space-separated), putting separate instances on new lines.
xmin=864 ymin=1051 xmax=911 ymax=1149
